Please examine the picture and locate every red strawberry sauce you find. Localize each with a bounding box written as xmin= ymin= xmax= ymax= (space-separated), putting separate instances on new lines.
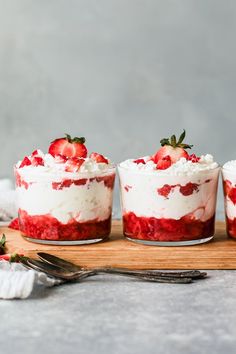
xmin=17 ymin=209 xmax=111 ymax=241
xmin=223 ymin=179 xmax=236 ymax=205
xmin=223 ymin=179 xmax=236 ymax=238
xmin=157 ymin=179 xmax=211 ymax=198
xmin=225 ymin=217 xmax=236 ymax=239
xmin=123 ymin=212 xmax=215 ymax=242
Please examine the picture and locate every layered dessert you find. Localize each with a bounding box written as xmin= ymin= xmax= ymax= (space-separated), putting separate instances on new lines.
xmin=118 ymin=130 xmax=220 ymax=245
xmin=222 ymin=161 xmax=236 ymax=238
xmin=12 ymin=134 xmax=115 ymax=244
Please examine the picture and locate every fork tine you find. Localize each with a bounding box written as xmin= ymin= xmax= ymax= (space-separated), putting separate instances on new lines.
xmin=26 ymin=259 xmax=73 ymax=280
xmin=37 ymin=252 xmax=81 ymax=272
xmin=26 ymin=258 xmax=95 ymax=281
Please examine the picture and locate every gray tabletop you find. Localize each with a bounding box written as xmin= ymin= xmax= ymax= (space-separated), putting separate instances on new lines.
xmin=1 ymin=270 xmax=236 ymax=354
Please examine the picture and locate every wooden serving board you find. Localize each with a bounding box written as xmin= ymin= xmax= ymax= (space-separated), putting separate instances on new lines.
xmin=2 ymin=221 xmax=236 ymax=270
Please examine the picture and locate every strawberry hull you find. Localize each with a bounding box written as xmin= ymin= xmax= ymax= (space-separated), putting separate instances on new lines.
xmin=18 ymin=209 xmax=111 ymax=242
xmin=123 ymin=212 xmax=215 ymax=242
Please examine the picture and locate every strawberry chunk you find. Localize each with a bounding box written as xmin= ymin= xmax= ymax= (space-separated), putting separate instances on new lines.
xmin=49 ymin=134 xmax=87 ymax=158
xmin=19 ymin=156 xmax=31 ymax=168
xmin=65 ymin=157 xmax=85 ymax=172
xmin=156 ymin=155 xmax=171 ymax=170
xmin=187 ymin=154 xmax=201 ymax=163
xmin=133 ymin=158 xmax=146 ymax=164
xmin=157 ymin=184 xmax=172 ymax=197
xmin=179 ymin=182 xmax=199 ymax=196
xmin=31 ymin=149 xmax=40 ymax=156
xmin=31 ymin=156 xmax=44 ymax=166
xmin=90 ymin=152 xmax=109 ymax=164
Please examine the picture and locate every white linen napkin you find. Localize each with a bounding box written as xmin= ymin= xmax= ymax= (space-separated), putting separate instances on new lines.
xmin=0 ymin=261 xmax=63 ymax=299
xmin=0 ymin=179 xmax=17 ymax=221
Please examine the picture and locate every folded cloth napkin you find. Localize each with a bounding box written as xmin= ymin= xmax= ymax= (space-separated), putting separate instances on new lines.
xmin=0 ymin=261 xmax=63 ymax=299
xmin=0 ymin=179 xmax=17 ymax=221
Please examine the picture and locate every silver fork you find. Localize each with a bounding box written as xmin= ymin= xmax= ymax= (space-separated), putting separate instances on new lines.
xmin=24 ymin=258 xmax=193 ymax=284
xmin=20 ymin=253 xmax=207 ymax=284
xmin=37 ymin=252 xmax=207 ymax=280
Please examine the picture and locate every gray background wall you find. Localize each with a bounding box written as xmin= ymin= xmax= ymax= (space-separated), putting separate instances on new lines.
xmin=0 ymin=0 xmax=235 ymax=216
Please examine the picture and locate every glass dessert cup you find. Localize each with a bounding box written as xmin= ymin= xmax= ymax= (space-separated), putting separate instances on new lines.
xmin=118 ymin=165 xmax=220 ymax=246
xmin=15 ymin=167 xmax=116 ymax=245
xmin=222 ymin=167 xmax=236 ymax=238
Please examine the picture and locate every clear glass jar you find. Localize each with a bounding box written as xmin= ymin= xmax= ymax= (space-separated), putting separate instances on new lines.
xmin=222 ymin=166 xmax=236 ymax=238
xmin=15 ymin=166 xmax=116 ymax=245
xmin=118 ymin=165 xmax=220 ymax=246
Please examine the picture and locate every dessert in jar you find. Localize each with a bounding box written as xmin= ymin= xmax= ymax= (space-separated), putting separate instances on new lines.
xmin=118 ymin=130 xmax=220 ymax=246
xmin=12 ymin=134 xmax=115 ymax=245
xmin=222 ymin=161 xmax=236 ymax=238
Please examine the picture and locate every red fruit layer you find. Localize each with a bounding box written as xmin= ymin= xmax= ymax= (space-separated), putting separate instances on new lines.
xmin=225 ymin=216 xmax=236 ymax=238
xmin=52 ymin=174 xmax=115 ymax=190
xmin=15 ymin=173 xmax=115 ymax=191
xmin=18 ymin=209 xmax=111 ymax=241
xmin=223 ymin=180 xmax=236 ymax=205
xmin=123 ymin=212 xmax=215 ymax=242
xmin=157 ymin=179 xmax=211 ymax=198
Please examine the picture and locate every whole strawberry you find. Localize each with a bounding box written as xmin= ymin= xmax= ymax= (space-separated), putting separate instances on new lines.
xmin=49 ymin=134 xmax=88 ymax=159
xmin=153 ymin=130 xmax=193 ymax=169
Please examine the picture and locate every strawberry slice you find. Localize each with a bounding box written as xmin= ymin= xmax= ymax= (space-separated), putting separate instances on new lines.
xmin=65 ymin=157 xmax=85 ymax=172
xmin=156 ymin=155 xmax=171 ymax=170
xmin=49 ymin=134 xmax=87 ymax=158
xmin=152 ymin=130 xmax=192 ymax=164
xmin=90 ymin=152 xmax=109 ymax=164
xmin=19 ymin=156 xmax=31 ymax=168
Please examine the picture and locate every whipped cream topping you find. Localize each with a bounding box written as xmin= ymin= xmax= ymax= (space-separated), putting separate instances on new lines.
xmin=16 ymin=150 xmax=115 ymax=182
xmin=119 ymin=154 xmax=218 ymax=176
xmin=223 ymin=160 xmax=236 ymax=171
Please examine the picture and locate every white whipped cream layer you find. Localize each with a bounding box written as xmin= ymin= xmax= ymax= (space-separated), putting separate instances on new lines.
xmin=16 ymin=150 xmax=115 ymax=183
xmin=118 ymin=165 xmax=219 ymax=221
xmin=223 ymin=160 xmax=236 ymax=171
xmin=119 ymin=154 xmax=218 ymax=176
xmin=16 ymin=178 xmax=114 ymax=223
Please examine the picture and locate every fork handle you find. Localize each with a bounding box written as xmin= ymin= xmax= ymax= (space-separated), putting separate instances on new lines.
xmin=91 ymin=267 xmax=204 ymax=279
xmin=78 ymin=269 xmax=192 ymax=284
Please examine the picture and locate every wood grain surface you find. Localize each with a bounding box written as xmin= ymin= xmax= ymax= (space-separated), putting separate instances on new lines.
xmin=2 ymin=221 xmax=235 ymax=269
